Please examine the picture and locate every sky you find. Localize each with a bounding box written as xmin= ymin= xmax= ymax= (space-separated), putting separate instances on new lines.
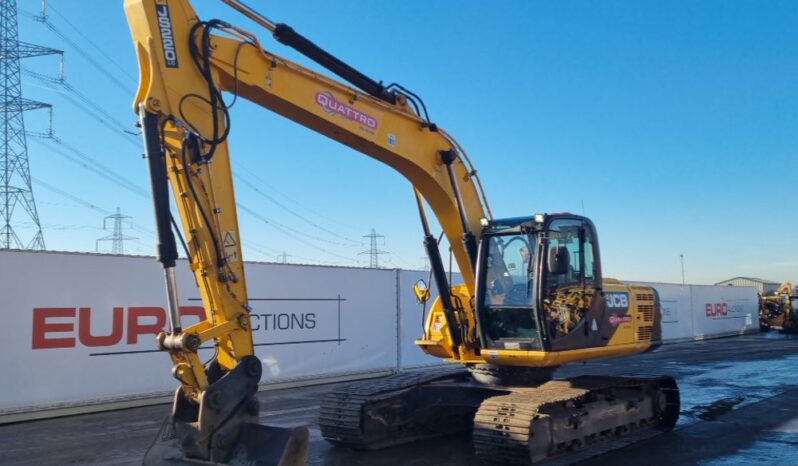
xmin=12 ymin=0 xmax=798 ymax=285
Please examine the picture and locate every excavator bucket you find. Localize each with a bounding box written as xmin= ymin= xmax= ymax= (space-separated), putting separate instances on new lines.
xmin=143 ymin=356 xmax=309 ymax=466
xmin=237 ymin=424 xmax=309 ymax=466
xmin=144 ymin=418 xmax=309 ymax=466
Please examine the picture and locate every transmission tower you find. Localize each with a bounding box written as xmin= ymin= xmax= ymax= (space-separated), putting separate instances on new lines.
xmin=0 ymin=0 xmax=62 ymax=249
xmin=276 ymin=251 xmax=291 ymax=264
xmin=420 ymin=256 xmax=430 ymax=271
xmin=96 ymin=207 xmax=136 ymax=254
xmin=359 ymin=228 xmax=388 ymax=268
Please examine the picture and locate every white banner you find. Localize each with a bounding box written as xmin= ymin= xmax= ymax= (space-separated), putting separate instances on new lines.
xmin=0 ymin=251 xmax=397 ymax=414
xmin=635 ymin=282 xmax=695 ymax=341
xmin=637 ymin=282 xmax=758 ymax=340
xmin=688 ymin=284 xmax=758 ymax=338
xmin=0 ymin=251 xmax=759 ymax=416
xmin=240 ymin=263 xmax=397 ymax=380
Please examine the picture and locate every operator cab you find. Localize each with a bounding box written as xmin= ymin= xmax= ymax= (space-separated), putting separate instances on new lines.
xmin=475 ymin=213 xmax=603 ymax=352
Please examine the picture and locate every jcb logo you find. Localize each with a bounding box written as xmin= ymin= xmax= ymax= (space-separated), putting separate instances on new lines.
xmin=606 ymin=292 xmax=629 ymax=309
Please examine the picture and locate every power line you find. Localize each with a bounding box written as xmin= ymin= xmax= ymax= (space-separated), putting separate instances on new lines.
xmin=19 ymin=9 xmax=140 ymax=148
xmin=47 ymin=5 xmax=136 ymax=81
xmin=241 ymin=238 xmax=280 ymax=257
xmin=30 ymin=134 xmax=360 ymax=262
xmin=19 ymin=8 xmax=133 ymax=95
xmin=33 ymin=176 xmax=111 ymax=215
xmin=240 ymin=238 xmax=352 ymax=266
xmin=18 ymin=6 xmax=375 ymax=265
xmin=238 ymin=203 xmax=362 ymax=264
xmin=234 ymin=162 xmax=365 ymax=235
xmin=23 ymin=68 xmax=140 ymax=147
xmin=379 ymin=241 xmax=413 ymax=268
xmin=31 ymin=176 xmax=154 ymax=238
xmin=29 ymin=134 xmax=148 ymax=198
xmin=234 ymin=165 xmax=417 ymax=267
xmin=235 ymin=170 xmax=361 ymax=246
xmin=236 ymin=199 xmax=359 ymax=248
xmin=17 ymin=221 xmax=100 ymax=231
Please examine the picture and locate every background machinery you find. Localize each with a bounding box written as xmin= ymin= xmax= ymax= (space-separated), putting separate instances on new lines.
xmin=759 ymin=281 xmax=798 ymax=332
xmin=126 ymin=0 xmax=680 ymax=464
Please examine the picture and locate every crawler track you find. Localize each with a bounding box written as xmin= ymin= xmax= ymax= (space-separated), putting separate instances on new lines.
xmin=320 ymin=371 xmax=679 ymax=465
xmin=319 ymin=366 xmax=476 ymax=449
xmin=472 ymin=376 xmax=680 ymax=464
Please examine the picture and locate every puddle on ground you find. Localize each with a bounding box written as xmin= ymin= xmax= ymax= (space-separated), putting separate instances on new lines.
xmin=698 ymin=432 xmax=798 ymax=465
xmin=762 ymin=331 xmax=798 ymax=340
xmin=684 ymin=396 xmax=746 ymax=420
xmin=669 ymin=353 xmax=798 ymax=426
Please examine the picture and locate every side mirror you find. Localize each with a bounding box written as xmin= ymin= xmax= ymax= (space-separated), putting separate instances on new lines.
xmin=413 ymin=279 xmax=431 ymax=304
xmin=548 ymin=245 xmax=570 ymax=275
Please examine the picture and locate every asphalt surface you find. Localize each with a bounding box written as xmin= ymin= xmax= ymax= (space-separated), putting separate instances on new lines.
xmin=2 ymin=332 xmax=798 ymax=465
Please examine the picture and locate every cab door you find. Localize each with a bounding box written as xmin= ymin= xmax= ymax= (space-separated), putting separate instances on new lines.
xmin=542 ymin=217 xmax=605 ymax=352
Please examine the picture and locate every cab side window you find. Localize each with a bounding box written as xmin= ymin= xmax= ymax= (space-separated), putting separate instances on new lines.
xmin=583 ymin=227 xmax=596 ymax=284
xmin=544 ymin=219 xmax=597 ymax=338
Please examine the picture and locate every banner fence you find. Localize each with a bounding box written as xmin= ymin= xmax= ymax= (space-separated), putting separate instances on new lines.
xmin=0 ymin=251 xmax=757 ymax=419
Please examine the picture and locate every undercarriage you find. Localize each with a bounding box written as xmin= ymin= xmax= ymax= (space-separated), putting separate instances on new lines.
xmin=319 ymin=366 xmax=679 ymax=464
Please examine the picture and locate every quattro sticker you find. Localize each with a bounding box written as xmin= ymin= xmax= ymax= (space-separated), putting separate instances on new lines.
xmin=315 ymin=91 xmax=378 ymax=130
xmin=609 ymin=314 xmax=633 ymax=326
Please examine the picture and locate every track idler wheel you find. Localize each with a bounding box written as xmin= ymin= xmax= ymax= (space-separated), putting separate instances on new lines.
xmin=656 ymin=376 xmax=680 ymax=429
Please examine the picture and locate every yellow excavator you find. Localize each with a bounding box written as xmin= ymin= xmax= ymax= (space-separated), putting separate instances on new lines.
xmin=125 ymin=1 xmax=680 ymax=464
xmin=760 ymin=281 xmax=798 ymax=332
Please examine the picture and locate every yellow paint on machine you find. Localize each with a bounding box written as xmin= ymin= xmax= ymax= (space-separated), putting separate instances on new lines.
xmin=478 ymin=343 xmax=654 ymax=367
xmin=416 ymin=280 xmax=659 ymax=365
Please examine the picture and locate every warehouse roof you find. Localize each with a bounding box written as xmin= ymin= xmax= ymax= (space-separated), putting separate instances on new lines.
xmin=715 ymin=276 xmax=779 ymax=285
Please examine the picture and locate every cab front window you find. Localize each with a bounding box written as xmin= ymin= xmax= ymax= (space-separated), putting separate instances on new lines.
xmin=480 ymin=232 xmax=541 ymax=348
xmin=483 ymin=233 xmax=535 ymax=307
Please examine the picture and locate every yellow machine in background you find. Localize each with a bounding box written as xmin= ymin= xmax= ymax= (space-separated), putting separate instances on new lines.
xmin=125 ymin=0 xmax=679 ymax=464
xmin=760 ymin=281 xmax=798 ymax=332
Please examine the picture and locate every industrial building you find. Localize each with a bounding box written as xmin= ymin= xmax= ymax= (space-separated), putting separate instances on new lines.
xmin=715 ymin=276 xmax=780 ymax=294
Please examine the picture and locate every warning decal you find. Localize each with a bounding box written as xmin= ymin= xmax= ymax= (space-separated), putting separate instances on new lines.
xmin=223 ymin=231 xmax=238 ymax=263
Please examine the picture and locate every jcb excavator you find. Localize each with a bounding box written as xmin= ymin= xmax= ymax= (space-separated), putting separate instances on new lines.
xmin=126 ymin=1 xmax=680 ymax=464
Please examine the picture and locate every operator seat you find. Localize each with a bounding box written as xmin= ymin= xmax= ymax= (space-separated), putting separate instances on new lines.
xmin=548 ymin=245 xmax=570 ymax=284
